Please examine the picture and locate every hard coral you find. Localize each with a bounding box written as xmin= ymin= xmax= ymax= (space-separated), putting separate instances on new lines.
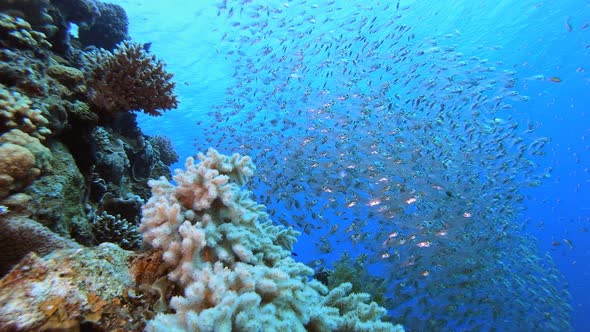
xmin=46 ymin=64 xmax=85 ymax=93
xmin=79 ymin=2 xmax=129 ymax=51
xmin=148 ymin=135 xmax=179 ymax=166
xmin=0 ymin=243 xmax=136 ymax=330
xmin=0 ymin=143 xmax=37 ymax=198
xmin=0 ymin=12 xmax=52 ymax=50
xmin=0 ymin=0 xmax=52 ymax=28
xmin=50 ymin=0 xmax=99 ymax=28
xmin=92 ymin=211 xmax=142 ymax=250
xmin=0 ymin=83 xmax=51 ymax=139
xmin=0 ymin=213 xmax=79 ymax=276
xmin=85 ymin=41 xmax=178 ymax=116
xmin=0 ymin=129 xmax=52 ymax=170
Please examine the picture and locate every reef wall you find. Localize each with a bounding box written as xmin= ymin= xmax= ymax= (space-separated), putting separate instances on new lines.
xmin=0 ymin=1 xmax=400 ymax=330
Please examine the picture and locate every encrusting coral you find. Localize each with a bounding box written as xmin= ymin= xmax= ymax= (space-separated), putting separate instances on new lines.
xmin=84 ymin=41 xmax=178 ymax=116
xmin=0 ymin=243 xmax=141 ymax=331
xmin=139 ymin=148 xmax=403 ymax=331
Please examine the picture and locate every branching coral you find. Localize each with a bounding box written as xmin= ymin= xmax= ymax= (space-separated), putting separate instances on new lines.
xmin=84 ymin=41 xmax=178 ymax=116
xmin=92 ymin=211 xmax=142 ymax=250
xmin=139 ymin=148 xmax=403 ymax=331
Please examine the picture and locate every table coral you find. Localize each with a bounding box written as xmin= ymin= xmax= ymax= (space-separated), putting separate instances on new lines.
xmin=139 ymin=148 xmax=403 ymax=331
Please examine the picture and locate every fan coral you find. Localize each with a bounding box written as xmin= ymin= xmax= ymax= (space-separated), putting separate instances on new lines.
xmin=85 ymin=41 xmax=178 ymax=116
xmin=139 ymin=148 xmax=402 ymax=331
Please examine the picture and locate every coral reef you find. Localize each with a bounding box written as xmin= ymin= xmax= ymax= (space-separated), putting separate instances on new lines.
xmin=0 ymin=1 xmax=177 ymax=271
xmin=0 ymin=83 xmax=51 ymax=139
xmin=84 ymin=41 xmax=178 ymax=116
xmin=139 ymin=148 xmax=401 ymax=331
xmin=92 ymin=211 xmax=142 ymax=250
xmin=325 ymin=253 xmax=390 ymax=309
xmin=0 ymin=2 xmax=405 ymax=331
xmin=0 ymin=212 xmax=79 ymax=276
xmin=0 ymin=243 xmax=145 ymax=331
xmin=0 ymin=129 xmax=52 ymax=199
xmin=79 ymin=1 xmax=129 ymax=51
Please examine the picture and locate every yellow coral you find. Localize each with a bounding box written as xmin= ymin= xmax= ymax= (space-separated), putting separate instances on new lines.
xmin=0 ymin=13 xmax=51 ymax=49
xmin=0 ymin=84 xmax=51 ymax=140
xmin=0 ymin=129 xmax=52 ymax=171
xmin=0 ymin=142 xmax=38 ymax=198
xmin=46 ymin=64 xmax=86 ymax=93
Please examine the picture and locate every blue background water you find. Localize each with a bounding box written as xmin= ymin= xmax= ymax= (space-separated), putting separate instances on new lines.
xmin=115 ymin=0 xmax=589 ymax=329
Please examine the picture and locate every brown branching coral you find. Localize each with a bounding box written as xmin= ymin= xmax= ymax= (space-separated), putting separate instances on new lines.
xmin=84 ymin=41 xmax=178 ymax=116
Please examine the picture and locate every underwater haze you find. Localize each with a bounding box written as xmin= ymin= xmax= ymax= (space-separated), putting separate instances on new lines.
xmin=119 ymin=0 xmax=589 ymax=330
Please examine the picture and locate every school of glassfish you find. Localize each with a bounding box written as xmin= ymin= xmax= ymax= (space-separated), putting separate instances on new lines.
xmin=194 ymin=1 xmax=572 ymax=330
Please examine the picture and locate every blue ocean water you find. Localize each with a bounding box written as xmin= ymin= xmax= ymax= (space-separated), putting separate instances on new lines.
xmin=117 ymin=0 xmax=589 ymax=330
